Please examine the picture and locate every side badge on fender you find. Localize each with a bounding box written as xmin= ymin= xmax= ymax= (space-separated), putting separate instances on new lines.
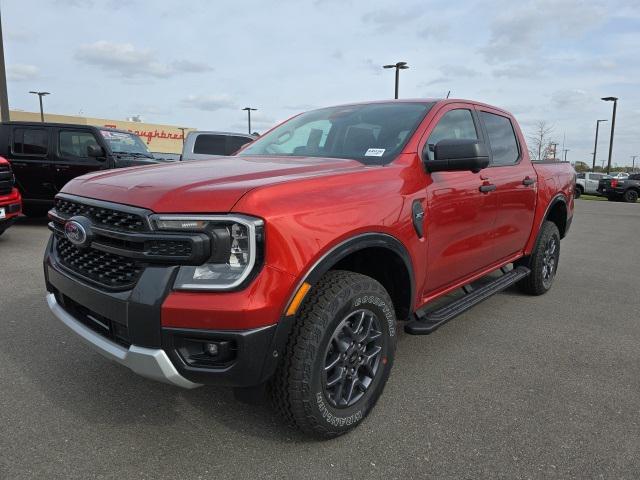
xmin=412 ymin=200 xmax=425 ymax=238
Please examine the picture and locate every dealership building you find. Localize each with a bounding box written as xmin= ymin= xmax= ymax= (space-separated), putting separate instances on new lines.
xmin=9 ymin=110 xmax=193 ymax=154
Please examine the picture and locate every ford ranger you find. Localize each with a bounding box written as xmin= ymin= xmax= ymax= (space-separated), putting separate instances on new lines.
xmin=44 ymin=99 xmax=575 ymax=438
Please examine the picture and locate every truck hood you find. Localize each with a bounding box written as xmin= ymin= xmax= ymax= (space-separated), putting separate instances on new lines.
xmin=62 ymin=155 xmax=366 ymax=213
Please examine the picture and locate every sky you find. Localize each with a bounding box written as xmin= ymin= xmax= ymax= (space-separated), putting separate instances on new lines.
xmin=3 ymin=0 xmax=640 ymax=167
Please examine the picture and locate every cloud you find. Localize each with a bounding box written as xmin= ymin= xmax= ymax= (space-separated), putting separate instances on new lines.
xmin=7 ymin=64 xmax=40 ymax=81
xmin=480 ymin=0 xmax=606 ymax=63
xmin=441 ymin=65 xmax=479 ymax=78
xmin=492 ymin=63 xmax=542 ymax=78
xmin=181 ymin=94 xmax=236 ymax=111
xmin=550 ymin=89 xmax=589 ymax=108
xmin=362 ymin=6 xmax=423 ymax=32
xmin=75 ymin=41 xmax=212 ymax=78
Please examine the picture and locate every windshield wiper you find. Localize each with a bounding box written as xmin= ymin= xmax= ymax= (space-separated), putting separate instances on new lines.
xmin=113 ymin=151 xmax=154 ymax=159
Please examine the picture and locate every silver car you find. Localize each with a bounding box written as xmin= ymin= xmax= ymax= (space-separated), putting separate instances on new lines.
xmin=181 ymin=131 xmax=256 ymax=161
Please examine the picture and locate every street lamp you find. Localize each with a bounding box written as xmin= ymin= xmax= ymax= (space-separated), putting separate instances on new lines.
xmin=563 ymin=148 xmax=570 ymax=162
xmin=383 ymin=62 xmax=409 ymax=99
xmin=29 ymin=91 xmax=50 ymax=122
xmin=242 ymin=107 xmax=257 ymax=135
xmin=591 ymin=119 xmax=608 ymax=171
xmin=632 ymin=155 xmax=638 ymax=172
xmin=601 ymin=96 xmax=618 ymax=175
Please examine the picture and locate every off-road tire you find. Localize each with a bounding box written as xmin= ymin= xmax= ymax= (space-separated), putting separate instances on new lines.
xmin=574 ymin=186 xmax=583 ymax=199
xmin=623 ymin=189 xmax=638 ymax=203
xmin=270 ymin=270 xmax=397 ymax=438
xmin=516 ymin=221 xmax=561 ymax=296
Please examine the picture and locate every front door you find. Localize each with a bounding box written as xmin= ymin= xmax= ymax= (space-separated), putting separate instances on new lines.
xmin=420 ymin=105 xmax=499 ymax=294
xmin=476 ymin=107 xmax=536 ymax=260
xmin=53 ymin=128 xmax=107 ymax=191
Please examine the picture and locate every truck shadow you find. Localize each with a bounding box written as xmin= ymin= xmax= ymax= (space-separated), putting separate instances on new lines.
xmin=1 ymin=293 xmax=310 ymax=444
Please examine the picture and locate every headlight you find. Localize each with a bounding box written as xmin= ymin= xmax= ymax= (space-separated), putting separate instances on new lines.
xmin=151 ymin=215 xmax=263 ymax=290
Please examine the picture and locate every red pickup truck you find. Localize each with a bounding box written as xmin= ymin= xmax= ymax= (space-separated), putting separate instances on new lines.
xmin=44 ymin=99 xmax=574 ymax=438
xmin=0 ymin=156 xmax=22 ymax=236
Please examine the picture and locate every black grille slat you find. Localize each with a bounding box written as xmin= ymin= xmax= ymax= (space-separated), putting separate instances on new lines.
xmin=54 ymin=198 xmax=146 ymax=231
xmin=0 ymin=165 xmax=12 ymax=195
xmin=56 ymin=237 xmax=143 ymax=289
xmin=145 ymin=239 xmax=193 ymax=257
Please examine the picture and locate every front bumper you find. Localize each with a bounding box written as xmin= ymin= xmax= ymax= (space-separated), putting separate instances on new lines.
xmin=44 ymin=235 xmax=291 ymax=388
xmin=46 ymin=293 xmax=200 ymax=388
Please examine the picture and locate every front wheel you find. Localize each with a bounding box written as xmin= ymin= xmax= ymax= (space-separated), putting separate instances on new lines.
xmin=574 ymin=186 xmax=582 ymax=199
xmin=516 ymin=221 xmax=561 ymax=296
xmin=623 ymin=189 xmax=638 ymax=203
xmin=270 ymin=270 xmax=397 ymax=438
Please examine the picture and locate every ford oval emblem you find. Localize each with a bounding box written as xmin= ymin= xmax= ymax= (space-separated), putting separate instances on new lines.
xmin=64 ymin=220 xmax=88 ymax=247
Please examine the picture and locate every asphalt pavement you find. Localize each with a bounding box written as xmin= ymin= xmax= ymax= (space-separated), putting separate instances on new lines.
xmin=1 ymin=200 xmax=639 ymax=479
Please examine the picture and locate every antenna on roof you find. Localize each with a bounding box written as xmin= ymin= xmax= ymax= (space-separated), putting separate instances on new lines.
xmin=446 ymin=90 xmax=451 ymax=99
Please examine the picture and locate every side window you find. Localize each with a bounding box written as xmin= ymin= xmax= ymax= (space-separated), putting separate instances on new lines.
xmin=13 ymin=128 xmax=48 ymax=156
xmin=194 ymin=134 xmax=226 ymax=155
xmin=577 ymin=173 xmax=585 ymax=179
xmin=591 ymin=174 xmax=602 ymax=181
xmin=425 ymin=109 xmax=477 ymax=160
xmin=479 ymin=111 xmax=519 ymax=166
xmin=225 ymin=136 xmax=253 ymax=155
xmin=59 ymin=131 xmax=99 ymax=159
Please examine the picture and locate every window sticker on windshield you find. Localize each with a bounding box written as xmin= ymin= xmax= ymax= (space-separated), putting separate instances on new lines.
xmin=365 ymin=148 xmax=385 ymax=157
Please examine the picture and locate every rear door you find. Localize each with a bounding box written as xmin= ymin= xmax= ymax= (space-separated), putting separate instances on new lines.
xmin=586 ymin=173 xmax=603 ymax=194
xmin=52 ymin=128 xmax=107 ymax=191
xmin=7 ymin=126 xmax=55 ymax=200
xmin=475 ymin=107 xmax=536 ymax=260
xmin=421 ymin=104 xmax=499 ymax=293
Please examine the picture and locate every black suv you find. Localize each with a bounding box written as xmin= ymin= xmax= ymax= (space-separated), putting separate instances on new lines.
xmin=0 ymin=122 xmax=160 ymax=216
xmin=598 ymin=174 xmax=640 ymax=203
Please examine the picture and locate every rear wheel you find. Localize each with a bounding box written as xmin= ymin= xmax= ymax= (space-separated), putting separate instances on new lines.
xmin=270 ymin=270 xmax=397 ymax=438
xmin=516 ymin=221 xmax=560 ymax=296
xmin=623 ymin=189 xmax=638 ymax=203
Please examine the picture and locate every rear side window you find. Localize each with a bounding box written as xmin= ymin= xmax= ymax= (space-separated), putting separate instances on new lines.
xmin=59 ymin=131 xmax=99 ymax=158
xmin=13 ymin=128 xmax=48 ymax=155
xmin=631 ymin=174 xmax=640 ymax=180
xmin=577 ymin=173 xmax=585 ymax=179
xmin=193 ymin=134 xmax=226 ymax=155
xmin=479 ymin=112 xmax=519 ymax=166
xmin=591 ymin=174 xmax=603 ymax=180
xmin=226 ymin=136 xmax=253 ymax=155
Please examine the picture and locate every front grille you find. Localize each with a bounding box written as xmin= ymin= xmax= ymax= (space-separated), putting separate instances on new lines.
xmin=146 ymin=239 xmax=193 ymax=257
xmin=56 ymin=237 xmax=143 ymax=289
xmin=0 ymin=164 xmax=12 ymax=196
xmin=54 ymin=197 xmax=146 ymax=231
xmin=58 ymin=293 xmax=131 ymax=348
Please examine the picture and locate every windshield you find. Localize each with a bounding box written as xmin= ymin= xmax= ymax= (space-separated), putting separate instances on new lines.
xmin=100 ymin=130 xmax=153 ymax=157
xmin=238 ymin=102 xmax=433 ymax=164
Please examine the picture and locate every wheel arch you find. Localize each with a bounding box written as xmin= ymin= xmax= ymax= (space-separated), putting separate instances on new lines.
xmin=290 ymin=233 xmax=415 ymax=321
xmin=545 ymin=194 xmax=569 ymax=238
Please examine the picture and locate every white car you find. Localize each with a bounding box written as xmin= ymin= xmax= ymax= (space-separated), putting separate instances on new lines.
xmin=576 ymin=172 xmax=610 ymax=198
xmin=609 ymin=172 xmax=630 ymax=180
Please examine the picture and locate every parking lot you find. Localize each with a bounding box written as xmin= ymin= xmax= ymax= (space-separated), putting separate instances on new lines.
xmin=0 ymin=199 xmax=638 ymax=479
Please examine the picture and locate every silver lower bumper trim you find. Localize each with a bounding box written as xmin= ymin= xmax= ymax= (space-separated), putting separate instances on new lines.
xmin=46 ymin=293 xmax=201 ymax=389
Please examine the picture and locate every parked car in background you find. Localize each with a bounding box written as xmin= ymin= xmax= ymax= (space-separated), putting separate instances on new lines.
xmin=0 ymin=122 xmax=160 ymax=216
xmin=598 ymin=173 xmax=640 ymax=202
xmin=44 ymin=99 xmax=574 ymax=437
xmin=0 ymin=155 xmax=22 ymax=236
xmin=575 ymin=172 xmax=610 ymax=198
xmin=181 ymin=131 xmax=256 ymax=161
xmin=609 ymin=172 xmax=630 ymax=180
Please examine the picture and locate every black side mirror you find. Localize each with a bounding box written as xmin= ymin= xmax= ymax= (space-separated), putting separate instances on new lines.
xmin=87 ymin=144 xmax=106 ymax=159
xmin=425 ymin=139 xmax=490 ymax=173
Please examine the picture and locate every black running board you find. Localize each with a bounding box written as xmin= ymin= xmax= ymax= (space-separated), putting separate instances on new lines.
xmin=404 ymin=266 xmax=531 ymax=335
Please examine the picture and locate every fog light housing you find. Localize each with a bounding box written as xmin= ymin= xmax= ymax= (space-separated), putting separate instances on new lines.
xmin=176 ymin=338 xmax=237 ymax=367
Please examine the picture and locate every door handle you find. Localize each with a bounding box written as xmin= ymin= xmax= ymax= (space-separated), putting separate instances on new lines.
xmin=479 ymin=184 xmax=496 ymax=193
xmin=523 ymin=177 xmax=536 ymax=186
xmin=55 ymin=165 xmax=71 ymax=171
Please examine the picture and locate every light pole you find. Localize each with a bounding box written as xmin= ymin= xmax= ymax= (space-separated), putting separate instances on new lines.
xmin=632 ymin=155 xmax=638 ymax=172
xmin=178 ymin=127 xmax=187 ymax=146
xmin=601 ymin=96 xmax=618 ymax=175
xmin=550 ymin=142 xmax=559 ymax=160
xmin=0 ymin=8 xmax=10 ymax=121
xmin=29 ymin=91 xmax=50 ymax=122
xmin=242 ymin=107 xmax=257 ymax=134
xmin=563 ymin=149 xmax=570 ymax=162
xmin=383 ymin=62 xmax=409 ymax=99
xmin=592 ymin=119 xmax=608 ymax=171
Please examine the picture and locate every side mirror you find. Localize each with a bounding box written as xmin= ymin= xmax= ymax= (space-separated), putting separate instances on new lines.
xmin=87 ymin=144 xmax=106 ymax=159
xmin=425 ymin=139 xmax=490 ymax=173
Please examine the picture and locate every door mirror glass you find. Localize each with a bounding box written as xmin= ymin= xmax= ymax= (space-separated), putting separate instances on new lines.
xmin=425 ymin=139 xmax=490 ymax=173
xmin=87 ymin=144 xmax=106 ymax=159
